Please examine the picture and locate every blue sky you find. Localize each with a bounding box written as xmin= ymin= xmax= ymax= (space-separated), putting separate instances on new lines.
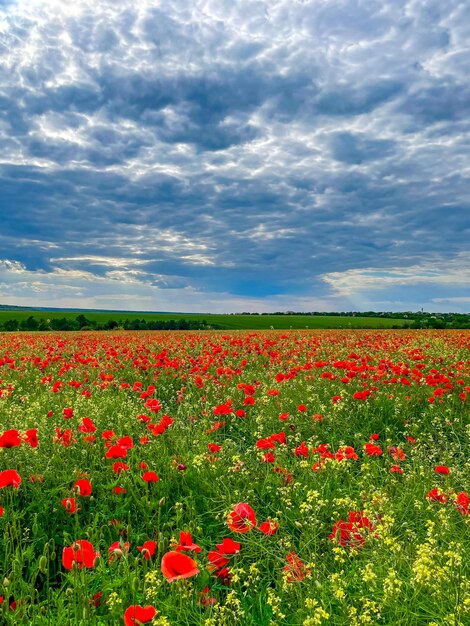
xmin=0 ymin=0 xmax=469 ymax=313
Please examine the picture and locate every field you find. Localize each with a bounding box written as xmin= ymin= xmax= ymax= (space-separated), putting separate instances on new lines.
xmin=0 ymin=310 xmax=406 ymax=329
xmin=0 ymin=330 xmax=468 ymax=625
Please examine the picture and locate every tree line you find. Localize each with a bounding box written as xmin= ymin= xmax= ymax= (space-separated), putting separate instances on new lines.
xmin=0 ymin=315 xmax=218 ymax=332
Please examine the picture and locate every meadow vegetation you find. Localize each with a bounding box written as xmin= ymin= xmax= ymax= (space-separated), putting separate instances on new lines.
xmin=0 ymin=330 xmax=468 ymax=625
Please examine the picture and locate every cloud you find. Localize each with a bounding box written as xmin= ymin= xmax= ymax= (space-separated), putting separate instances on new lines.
xmin=0 ymin=0 xmax=468 ymax=312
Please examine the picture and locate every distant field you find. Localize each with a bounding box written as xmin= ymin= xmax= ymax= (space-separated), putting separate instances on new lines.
xmin=0 ymin=310 xmax=406 ymax=329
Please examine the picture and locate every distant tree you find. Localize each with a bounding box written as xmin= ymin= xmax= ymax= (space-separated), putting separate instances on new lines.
xmin=20 ymin=315 xmax=39 ymax=331
xmin=4 ymin=319 xmax=19 ymax=331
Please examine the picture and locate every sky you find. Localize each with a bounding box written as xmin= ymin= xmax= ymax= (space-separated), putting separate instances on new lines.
xmin=0 ymin=0 xmax=469 ymax=314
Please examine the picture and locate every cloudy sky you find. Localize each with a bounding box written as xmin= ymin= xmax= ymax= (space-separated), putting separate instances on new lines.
xmin=0 ymin=0 xmax=469 ymax=313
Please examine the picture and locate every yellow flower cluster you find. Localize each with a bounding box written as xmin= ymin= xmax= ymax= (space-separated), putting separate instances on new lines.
xmin=303 ymin=598 xmax=330 ymax=625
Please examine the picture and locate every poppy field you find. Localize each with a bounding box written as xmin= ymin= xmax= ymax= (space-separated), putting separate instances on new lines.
xmin=0 ymin=330 xmax=468 ymax=625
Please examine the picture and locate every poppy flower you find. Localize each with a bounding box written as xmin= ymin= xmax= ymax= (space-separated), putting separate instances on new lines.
xmin=108 ymin=541 xmax=130 ymax=563
xmin=105 ymin=445 xmax=128 ymax=459
xmin=78 ymin=417 xmax=97 ymax=433
xmin=113 ymin=462 xmax=130 ymax=474
xmin=0 ymin=507 xmax=3 ymax=517
xmin=123 ymin=605 xmax=156 ymax=626
xmin=215 ymin=538 xmax=240 ymax=554
xmin=330 ymin=512 xmax=374 ymax=549
xmin=207 ymin=443 xmax=221 ymax=453
xmin=262 ymin=452 xmax=275 ymax=463
xmin=24 ymin=429 xmax=38 ymax=448
xmin=61 ymin=497 xmax=79 ymax=514
xmin=294 ymin=442 xmax=309 ymax=458
xmin=427 ymin=488 xmax=448 ymax=503
xmin=335 ymin=446 xmax=358 ymax=462
xmin=256 ymin=438 xmax=275 ymax=450
xmin=176 ymin=531 xmax=201 ymax=553
xmin=63 ymin=407 xmax=74 ymax=419
xmin=0 ymin=429 xmax=21 ymax=449
xmin=74 ymin=479 xmax=92 ymax=497
xmin=434 ymin=465 xmax=450 ymax=475
xmin=283 ymin=552 xmax=309 ymax=582
xmin=390 ymin=465 xmax=404 ymax=474
xmin=364 ymin=443 xmax=383 ymax=457
xmin=0 ymin=470 xmax=21 ymax=489
xmin=138 ymin=540 xmax=157 ymax=560
xmin=161 ymin=551 xmax=199 ymax=582
xmin=62 ymin=540 xmax=100 ymax=569
xmin=454 ymin=492 xmax=469 ymax=515
xmin=259 ymin=520 xmax=279 ymax=535
xmin=113 ymin=486 xmax=126 ymax=494
xmin=142 ymin=471 xmax=159 ymax=483
xmin=227 ymin=503 xmax=257 ymax=533
xmin=207 ymin=550 xmax=230 ymax=570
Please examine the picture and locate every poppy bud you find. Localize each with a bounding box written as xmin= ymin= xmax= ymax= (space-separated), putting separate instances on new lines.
xmin=159 ymin=497 xmax=166 ymax=507
xmin=131 ymin=576 xmax=140 ymax=593
xmin=65 ymin=587 xmax=73 ymax=596
xmin=3 ymin=577 xmax=10 ymax=587
xmin=38 ymin=556 xmax=48 ymax=574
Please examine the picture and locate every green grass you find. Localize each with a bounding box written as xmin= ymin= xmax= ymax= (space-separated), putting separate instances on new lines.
xmin=0 ymin=310 xmax=406 ymax=329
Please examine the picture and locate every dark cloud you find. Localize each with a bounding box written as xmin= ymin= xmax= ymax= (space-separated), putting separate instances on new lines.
xmin=0 ymin=0 xmax=468 ymax=312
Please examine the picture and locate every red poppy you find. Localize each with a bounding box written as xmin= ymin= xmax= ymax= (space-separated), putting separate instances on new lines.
xmin=390 ymin=465 xmax=404 ymax=474
xmin=0 ymin=429 xmax=21 ymax=449
xmin=434 ymin=465 xmax=450 ymax=475
xmin=294 ymin=442 xmax=309 ymax=458
xmin=105 ymin=445 xmax=128 ymax=459
xmin=113 ymin=486 xmax=126 ymax=494
xmin=138 ymin=540 xmax=157 ymax=560
xmin=123 ymin=605 xmax=156 ymax=626
xmin=388 ymin=447 xmax=406 ymax=461
xmin=63 ymin=407 xmax=74 ymax=419
xmin=259 ymin=520 xmax=279 ymax=535
xmin=176 ymin=531 xmax=201 ymax=553
xmin=161 ymin=551 xmax=199 ymax=582
xmin=364 ymin=443 xmax=383 ymax=457
xmin=454 ymin=492 xmax=469 ymax=515
xmin=227 ymin=503 xmax=257 ymax=533
xmin=113 ymin=462 xmax=130 ymax=474
xmin=330 ymin=512 xmax=374 ymax=548
xmin=108 ymin=541 xmax=130 ymax=563
xmin=208 ymin=443 xmax=221 ymax=453
xmin=142 ymin=471 xmax=159 ymax=483
xmin=207 ymin=550 xmax=230 ymax=570
xmin=256 ymin=438 xmax=275 ymax=450
xmin=262 ymin=452 xmax=275 ymax=463
xmin=335 ymin=446 xmax=358 ymax=462
xmin=283 ymin=552 xmax=309 ymax=582
xmin=78 ymin=417 xmax=97 ymax=433
xmin=61 ymin=497 xmax=79 ymax=514
xmin=74 ymin=479 xmax=92 ymax=497
xmin=427 ymin=488 xmax=448 ymax=503
xmin=24 ymin=429 xmax=38 ymax=448
xmin=0 ymin=470 xmax=21 ymax=489
xmin=62 ymin=540 xmax=100 ymax=569
xmin=0 ymin=507 xmax=4 ymax=517
xmin=297 ymin=404 xmax=307 ymax=412
xmin=215 ymin=538 xmax=240 ymax=554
